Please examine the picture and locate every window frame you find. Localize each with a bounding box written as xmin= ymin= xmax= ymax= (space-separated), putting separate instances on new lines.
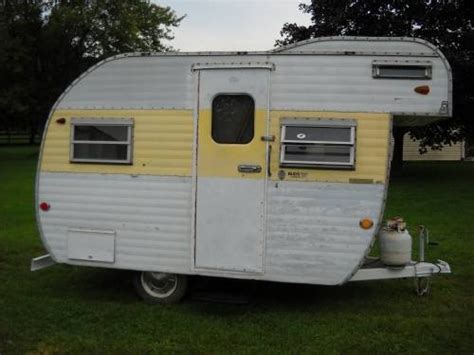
xmin=211 ymin=93 xmax=256 ymax=145
xmin=279 ymin=119 xmax=356 ymax=169
xmin=70 ymin=117 xmax=133 ymax=165
xmin=372 ymin=60 xmax=432 ymax=80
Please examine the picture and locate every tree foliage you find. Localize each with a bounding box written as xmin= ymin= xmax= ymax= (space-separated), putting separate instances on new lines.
xmin=0 ymin=0 xmax=182 ymax=142
xmin=277 ymin=0 xmax=474 ymax=155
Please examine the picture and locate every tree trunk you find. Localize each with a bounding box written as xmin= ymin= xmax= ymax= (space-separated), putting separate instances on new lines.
xmin=391 ymin=127 xmax=407 ymax=175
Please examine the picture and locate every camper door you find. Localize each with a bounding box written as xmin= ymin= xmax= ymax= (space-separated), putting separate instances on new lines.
xmin=194 ymin=67 xmax=271 ymax=273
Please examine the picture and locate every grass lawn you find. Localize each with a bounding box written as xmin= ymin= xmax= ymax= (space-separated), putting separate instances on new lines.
xmin=1 ymin=146 xmax=473 ymax=354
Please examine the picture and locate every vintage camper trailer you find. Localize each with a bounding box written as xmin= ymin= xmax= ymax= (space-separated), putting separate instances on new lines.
xmin=32 ymin=37 xmax=451 ymax=303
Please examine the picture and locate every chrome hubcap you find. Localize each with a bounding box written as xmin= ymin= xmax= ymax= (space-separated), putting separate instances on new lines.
xmin=141 ymin=272 xmax=178 ymax=298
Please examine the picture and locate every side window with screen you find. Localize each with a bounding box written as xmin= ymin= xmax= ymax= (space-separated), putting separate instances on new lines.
xmin=70 ymin=118 xmax=133 ymax=164
xmin=280 ymin=121 xmax=356 ymax=169
xmin=212 ymin=94 xmax=255 ymax=144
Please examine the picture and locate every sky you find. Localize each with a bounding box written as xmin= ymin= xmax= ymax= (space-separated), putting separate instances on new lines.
xmin=154 ymin=0 xmax=312 ymax=52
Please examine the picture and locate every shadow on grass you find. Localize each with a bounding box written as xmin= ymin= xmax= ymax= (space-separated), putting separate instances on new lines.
xmin=39 ymin=266 xmax=409 ymax=314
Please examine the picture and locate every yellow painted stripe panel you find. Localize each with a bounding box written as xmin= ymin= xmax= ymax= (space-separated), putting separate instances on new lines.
xmin=41 ymin=109 xmax=390 ymax=183
xmin=270 ymin=111 xmax=391 ymax=184
xmin=197 ymin=109 xmax=267 ymax=178
xmin=41 ymin=109 xmax=194 ymax=176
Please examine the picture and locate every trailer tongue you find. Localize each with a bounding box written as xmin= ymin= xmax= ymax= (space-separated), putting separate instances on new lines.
xmin=350 ymin=224 xmax=451 ymax=295
xmin=351 ymin=259 xmax=450 ymax=294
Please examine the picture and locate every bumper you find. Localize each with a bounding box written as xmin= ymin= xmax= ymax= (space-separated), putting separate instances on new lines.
xmin=31 ymin=254 xmax=56 ymax=271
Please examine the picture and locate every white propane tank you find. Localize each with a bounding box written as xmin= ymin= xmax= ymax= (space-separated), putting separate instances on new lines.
xmin=379 ymin=217 xmax=412 ymax=267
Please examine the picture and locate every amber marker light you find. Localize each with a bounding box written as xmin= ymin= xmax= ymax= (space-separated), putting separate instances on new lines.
xmin=359 ymin=218 xmax=374 ymax=230
xmin=56 ymin=117 xmax=66 ymax=124
xmin=414 ymin=85 xmax=430 ymax=95
xmin=39 ymin=202 xmax=50 ymax=211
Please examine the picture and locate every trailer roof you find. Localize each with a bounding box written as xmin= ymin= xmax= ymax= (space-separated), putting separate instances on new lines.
xmin=104 ymin=36 xmax=445 ymax=59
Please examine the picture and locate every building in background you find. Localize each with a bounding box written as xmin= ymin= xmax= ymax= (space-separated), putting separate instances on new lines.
xmin=403 ymin=134 xmax=473 ymax=161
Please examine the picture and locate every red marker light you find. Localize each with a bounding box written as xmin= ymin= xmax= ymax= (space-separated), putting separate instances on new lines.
xmin=414 ymin=85 xmax=430 ymax=95
xmin=39 ymin=202 xmax=50 ymax=211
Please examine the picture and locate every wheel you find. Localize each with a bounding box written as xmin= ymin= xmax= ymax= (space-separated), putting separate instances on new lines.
xmin=133 ymin=271 xmax=188 ymax=304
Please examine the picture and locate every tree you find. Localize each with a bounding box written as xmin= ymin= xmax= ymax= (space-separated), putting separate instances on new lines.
xmin=0 ymin=2 xmax=43 ymax=141
xmin=0 ymin=0 xmax=183 ymax=143
xmin=277 ymin=0 xmax=474 ymax=170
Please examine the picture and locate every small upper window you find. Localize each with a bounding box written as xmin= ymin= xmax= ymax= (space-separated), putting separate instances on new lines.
xmin=70 ymin=118 xmax=133 ymax=164
xmin=372 ymin=60 xmax=432 ymax=79
xmin=212 ymin=94 xmax=254 ymax=144
xmin=280 ymin=120 xmax=356 ymax=169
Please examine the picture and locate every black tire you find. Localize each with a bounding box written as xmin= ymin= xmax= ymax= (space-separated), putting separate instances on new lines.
xmin=133 ymin=271 xmax=188 ymax=304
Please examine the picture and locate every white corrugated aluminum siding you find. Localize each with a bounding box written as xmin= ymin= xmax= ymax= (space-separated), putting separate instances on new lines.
xmin=38 ymin=173 xmax=193 ymax=273
xmin=265 ymin=181 xmax=385 ymax=285
xmin=38 ymin=173 xmax=385 ymax=285
xmin=56 ymin=38 xmax=451 ymax=117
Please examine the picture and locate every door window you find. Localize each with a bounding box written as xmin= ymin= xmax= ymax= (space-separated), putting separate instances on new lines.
xmin=211 ymin=94 xmax=255 ymax=144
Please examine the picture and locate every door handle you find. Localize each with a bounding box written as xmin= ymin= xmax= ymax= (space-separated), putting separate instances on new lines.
xmin=238 ymin=164 xmax=262 ymax=173
xmin=267 ymin=145 xmax=272 ymax=177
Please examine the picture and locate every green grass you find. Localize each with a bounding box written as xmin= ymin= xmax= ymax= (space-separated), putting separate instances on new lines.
xmin=1 ymin=146 xmax=473 ymax=354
